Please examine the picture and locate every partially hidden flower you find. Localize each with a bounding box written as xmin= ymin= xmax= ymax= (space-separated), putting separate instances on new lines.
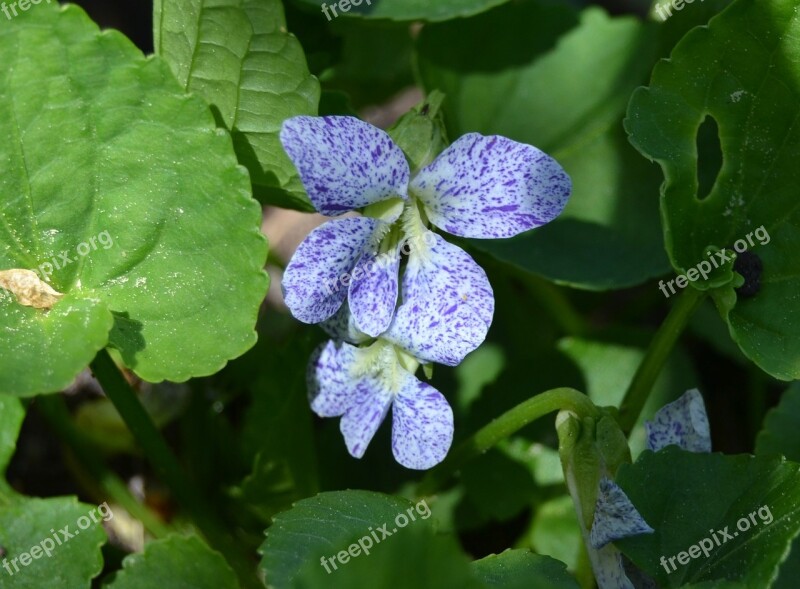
xmin=308 ymin=339 xmax=453 ymax=470
xmin=590 ymin=477 xmax=654 ymax=549
xmin=645 ymin=388 xmax=711 ymax=453
xmin=585 ymin=389 xmax=712 ymax=588
xmin=587 ymin=477 xmax=654 ymax=589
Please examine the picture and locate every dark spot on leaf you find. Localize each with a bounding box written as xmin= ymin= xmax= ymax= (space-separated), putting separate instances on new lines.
xmin=733 ymin=250 xmax=762 ymax=298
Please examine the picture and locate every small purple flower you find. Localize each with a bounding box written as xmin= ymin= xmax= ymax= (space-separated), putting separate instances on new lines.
xmin=281 ymin=115 xmax=571 ymax=356
xmin=308 ymin=340 xmax=453 ymax=470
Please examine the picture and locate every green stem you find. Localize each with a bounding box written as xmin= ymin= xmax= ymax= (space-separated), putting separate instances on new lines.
xmin=90 ymin=350 xmax=258 ymax=589
xmin=617 ymin=287 xmax=706 ymax=434
xmin=574 ymin=540 xmax=596 ymax=589
xmin=36 ymin=395 xmax=171 ymax=538
xmin=418 ymin=387 xmax=598 ymax=496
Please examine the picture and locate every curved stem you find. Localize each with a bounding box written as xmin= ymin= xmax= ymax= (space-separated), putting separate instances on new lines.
xmin=90 ymin=350 xmax=259 ymax=589
xmin=617 ymin=286 xmax=706 ymax=434
xmin=418 ymin=387 xmax=598 ymax=496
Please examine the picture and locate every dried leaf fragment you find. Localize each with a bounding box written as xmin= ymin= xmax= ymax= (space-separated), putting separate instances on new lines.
xmin=0 ymin=269 xmax=63 ymax=309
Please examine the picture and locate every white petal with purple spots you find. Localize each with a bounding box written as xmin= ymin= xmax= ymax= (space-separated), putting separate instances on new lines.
xmin=349 ymin=248 xmax=401 ymax=337
xmin=411 ymin=133 xmax=571 ymax=238
xmin=283 ymin=216 xmax=380 ymax=324
xmin=281 ymin=116 xmax=410 ymax=216
xmin=391 ymin=370 xmax=454 ymax=469
xmin=340 ymin=375 xmax=393 ymax=459
xmin=307 ymin=341 xmax=359 ymax=417
xmin=590 ymin=477 xmax=654 ymax=549
xmin=385 ymin=232 xmax=494 ymax=366
xmin=592 ymin=549 xmax=636 ymax=589
xmin=645 ymin=389 xmax=711 ymax=453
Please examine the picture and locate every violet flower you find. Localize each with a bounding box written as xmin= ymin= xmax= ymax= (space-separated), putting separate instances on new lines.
xmin=281 ymin=115 xmax=570 ymax=355
xmin=280 ymin=114 xmax=570 ymax=468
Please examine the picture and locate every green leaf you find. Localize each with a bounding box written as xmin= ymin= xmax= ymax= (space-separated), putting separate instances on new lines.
xmin=625 ymin=0 xmax=800 ymax=379
xmin=454 ymin=343 xmax=506 ymax=412
xmin=0 ymin=498 xmax=108 ymax=588
xmin=755 ymin=382 xmax=800 ymax=589
xmin=772 ymin=546 xmax=800 ymax=589
xmin=0 ymin=397 xmax=107 ymax=588
xmin=155 ymin=0 xmax=321 ymax=210
xmin=525 ymin=495 xmax=582 ymax=571
xmin=0 ymin=294 xmax=113 ymax=396
xmin=259 ymin=490 xmax=481 ymax=589
xmin=290 ymin=0 xmax=512 ymax=22
xmin=688 ymin=300 xmax=749 ymax=365
xmin=756 ymin=382 xmax=800 ymax=461
xmin=616 ymin=447 xmax=800 ymax=588
xmin=472 ymin=550 xmax=580 ymax=589
xmin=323 ymin=20 xmax=414 ymax=108
xmin=682 ymin=582 xmax=748 ymax=589
xmin=417 ymin=4 xmax=670 ymax=290
xmin=292 ymin=525 xmax=483 ymax=589
xmin=654 ymin=0 xmax=733 ymax=54
xmin=0 ymin=3 xmax=268 ymax=395
xmin=103 ymin=535 xmax=238 ymax=588
xmin=0 ymin=396 xmax=27 ymax=491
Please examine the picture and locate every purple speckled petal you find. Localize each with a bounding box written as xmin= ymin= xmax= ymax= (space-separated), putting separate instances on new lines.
xmin=320 ymin=302 xmax=370 ymax=345
xmin=385 ymin=232 xmax=494 ymax=366
xmin=391 ymin=371 xmax=454 ymax=469
xmin=589 ymin=477 xmax=654 ymax=549
xmin=592 ymin=548 xmax=636 ymax=589
xmin=340 ymin=374 xmax=393 ymax=459
xmin=307 ymin=341 xmax=359 ymax=417
xmin=281 ymin=116 xmax=410 ymax=216
xmin=348 ymin=247 xmax=401 ymax=337
xmin=645 ymin=389 xmax=711 ymax=453
xmin=283 ymin=217 xmax=380 ymax=324
xmin=411 ymin=133 xmax=571 ymax=238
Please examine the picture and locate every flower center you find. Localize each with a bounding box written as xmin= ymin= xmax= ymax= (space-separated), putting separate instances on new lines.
xmin=350 ymin=339 xmax=420 ymax=394
xmin=400 ymin=197 xmax=434 ymax=263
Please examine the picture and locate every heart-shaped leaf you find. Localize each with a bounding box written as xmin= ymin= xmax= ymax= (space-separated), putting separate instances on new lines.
xmin=625 ymin=0 xmax=800 ymax=379
xmin=0 ymin=3 xmax=269 ymax=396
